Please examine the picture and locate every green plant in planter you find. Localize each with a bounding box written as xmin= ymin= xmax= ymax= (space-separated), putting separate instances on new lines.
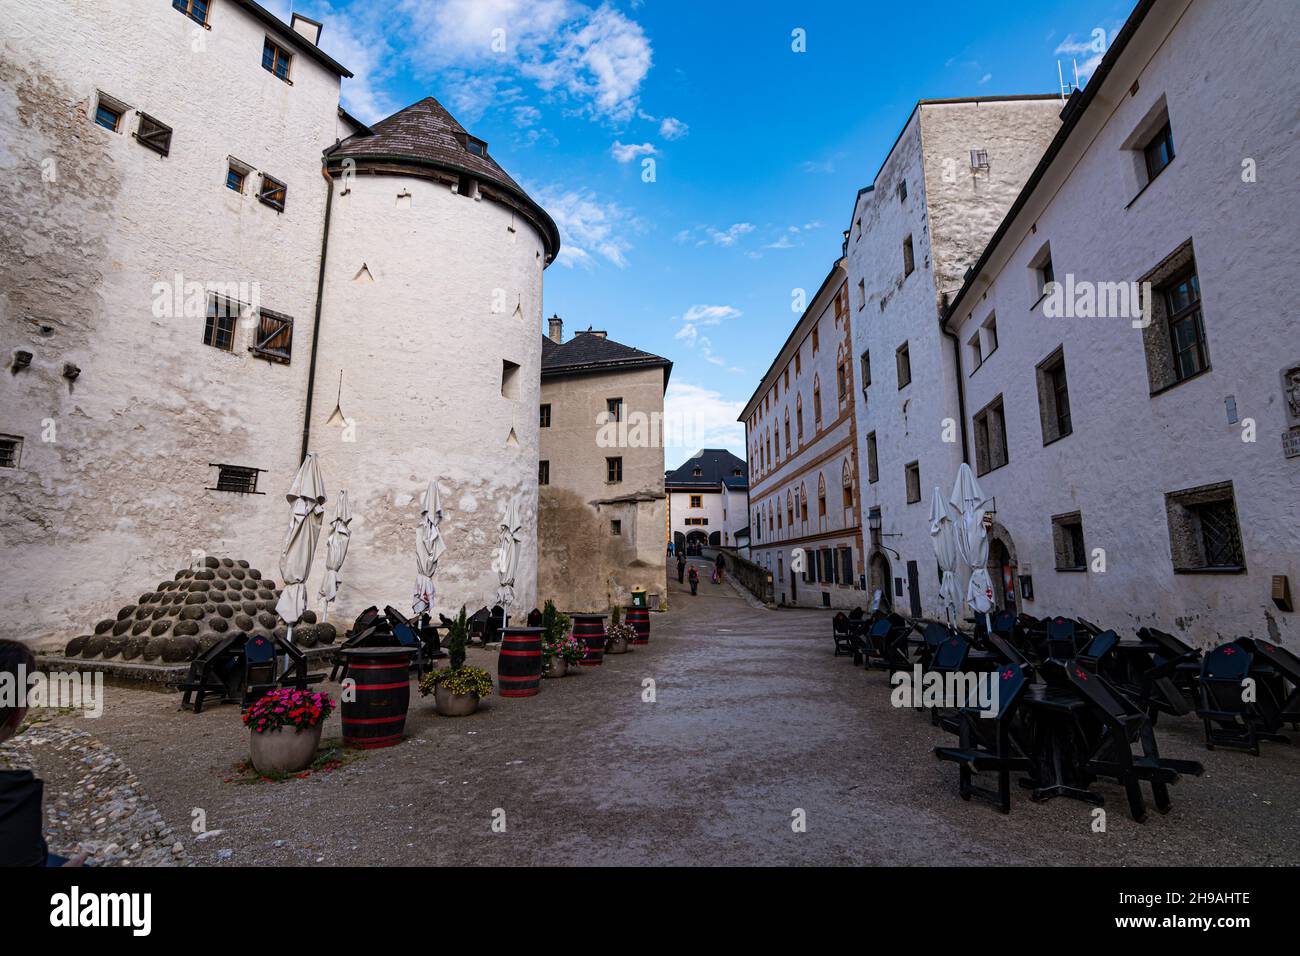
xmin=540 ymin=599 xmax=574 ymax=664
xmin=418 ymin=606 xmax=493 ymax=699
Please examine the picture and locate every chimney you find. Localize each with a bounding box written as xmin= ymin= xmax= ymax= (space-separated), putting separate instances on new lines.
xmin=291 ymin=13 xmax=323 ymax=45
xmin=547 ymin=314 xmax=563 ymax=343
xmin=585 ymin=325 xmax=607 ymax=339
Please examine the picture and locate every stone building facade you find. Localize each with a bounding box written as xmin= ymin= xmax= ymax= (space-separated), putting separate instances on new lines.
xmin=537 ymin=318 xmax=670 ymax=611
xmin=741 ymin=261 xmax=866 ymax=609
xmin=665 ymin=450 xmax=748 ymax=554
xmin=942 ymin=0 xmax=1298 ymax=646
xmin=844 ymin=95 xmax=1062 ymax=617
xmin=0 ymin=1 xmax=557 ymax=645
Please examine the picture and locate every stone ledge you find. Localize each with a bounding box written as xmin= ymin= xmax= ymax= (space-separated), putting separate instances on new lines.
xmin=35 ymin=644 xmax=339 ymax=688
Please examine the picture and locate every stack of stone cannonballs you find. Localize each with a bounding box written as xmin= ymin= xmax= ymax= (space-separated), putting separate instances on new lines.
xmin=63 ymin=556 xmax=338 ymax=664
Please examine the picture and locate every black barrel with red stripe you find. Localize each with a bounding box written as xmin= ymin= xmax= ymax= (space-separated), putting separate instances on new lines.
xmin=572 ymin=614 xmax=607 ymax=666
xmin=498 ymin=626 xmax=544 ymax=697
xmin=626 ymin=605 xmax=650 ymax=645
xmin=339 ymin=647 xmax=413 ymax=749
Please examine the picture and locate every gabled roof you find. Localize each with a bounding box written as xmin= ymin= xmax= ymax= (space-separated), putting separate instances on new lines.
xmin=541 ymin=331 xmax=672 ymax=388
xmin=666 ymin=449 xmax=748 ymax=489
xmin=326 ymin=96 xmax=560 ymax=261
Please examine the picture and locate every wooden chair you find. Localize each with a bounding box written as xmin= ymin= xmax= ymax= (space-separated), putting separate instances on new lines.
xmin=242 ymin=634 xmax=279 ymax=709
xmin=1240 ymin=637 xmax=1300 ymax=728
xmin=179 ymin=633 xmax=246 ymax=713
xmin=935 ymin=663 xmax=1034 ymax=814
xmin=1197 ymin=641 xmax=1289 ymax=754
xmin=832 ymin=612 xmax=855 ymax=658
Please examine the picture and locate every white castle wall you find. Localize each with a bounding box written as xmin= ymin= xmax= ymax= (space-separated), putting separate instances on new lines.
xmin=0 ymin=0 xmax=340 ymax=645
xmin=309 ymin=170 xmax=545 ymax=622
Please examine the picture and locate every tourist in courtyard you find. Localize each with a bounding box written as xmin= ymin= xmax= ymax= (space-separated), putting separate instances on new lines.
xmin=688 ymin=564 xmax=699 ymax=595
xmin=713 ymin=552 xmax=726 ymax=585
xmin=0 ymin=640 xmax=82 ymax=867
xmin=677 ymin=553 xmax=686 ymax=583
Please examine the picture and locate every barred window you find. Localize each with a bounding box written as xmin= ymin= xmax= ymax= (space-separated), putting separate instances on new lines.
xmin=209 ymin=464 xmax=264 ymax=495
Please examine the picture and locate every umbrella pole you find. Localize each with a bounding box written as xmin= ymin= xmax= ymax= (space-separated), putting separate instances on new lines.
xmin=283 ymin=622 xmax=294 ymax=677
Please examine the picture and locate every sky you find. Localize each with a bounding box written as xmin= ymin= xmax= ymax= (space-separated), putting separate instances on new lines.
xmin=265 ymin=0 xmax=1134 ymax=470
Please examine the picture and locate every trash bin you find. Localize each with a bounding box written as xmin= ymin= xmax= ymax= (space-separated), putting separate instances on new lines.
xmin=631 ymin=588 xmax=647 ymax=609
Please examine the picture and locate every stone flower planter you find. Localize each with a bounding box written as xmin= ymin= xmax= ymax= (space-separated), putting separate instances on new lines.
xmin=605 ymin=634 xmax=630 ymax=655
xmin=249 ymin=723 xmax=323 ymax=775
xmin=543 ymin=657 xmax=568 ymax=678
xmin=435 ymin=684 xmax=480 ymax=717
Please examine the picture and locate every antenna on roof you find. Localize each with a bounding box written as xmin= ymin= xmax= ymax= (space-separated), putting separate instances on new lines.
xmin=1057 ymin=60 xmax=1080 ymax=103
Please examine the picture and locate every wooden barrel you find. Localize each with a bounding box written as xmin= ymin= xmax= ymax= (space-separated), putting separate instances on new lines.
xmin=339 ymin=647 xmax=413 ymax=749
xmin=572 ymin=614 xmax=607 ymax=667
xmin=626 ymin=606 xmax=650 ymax=645
xmin=498 ymin=626 xmax=544 ymax=698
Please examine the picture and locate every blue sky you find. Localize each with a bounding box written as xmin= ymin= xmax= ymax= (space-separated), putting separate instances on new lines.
xmin=268 ymin=0 xmax=1133 ymax=469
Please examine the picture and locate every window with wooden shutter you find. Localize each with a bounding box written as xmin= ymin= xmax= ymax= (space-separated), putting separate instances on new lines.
xmin=251 ymin=309 xmax=293 ymax=364
xmin=259 ymin=174 xmax=287 ymax=212
xmin=135 ymin=113 xmax=172 ymax=156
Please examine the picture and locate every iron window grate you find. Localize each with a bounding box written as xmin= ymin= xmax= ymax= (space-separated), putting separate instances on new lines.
xmin=208 ymin=464 xmax=265 ymax=495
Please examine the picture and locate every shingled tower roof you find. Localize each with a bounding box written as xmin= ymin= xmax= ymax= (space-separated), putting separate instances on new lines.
xmin=326 ymin=96 xmax=560 ymax=262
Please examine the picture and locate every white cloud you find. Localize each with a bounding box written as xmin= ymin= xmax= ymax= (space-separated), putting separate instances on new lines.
xmin=978 ymin=73 xmax=992 ymax=86
xmin=610 ymin=140 xmax=658 ymax=163
xmin=706 ymin=222 xmax=755 ymax=247
xmin=801 ymin=159 xmax=835 ymax=174
xmin=663 ymin=383 xmax=746 ymax=461
xmin=659 ymin=116 xmax=688 ymax=140
xmin=396 ymin=0 xmax=651 ymax=122
xmin=1055 ymin=29 xmax=1112 ymax=84
xmin=532 ymin=186 xmax=636 ymax=268
xmin=513 ymin=105 xmax=543 ymax=127
xmin=675 ymin=304 xmax=740 ymax=366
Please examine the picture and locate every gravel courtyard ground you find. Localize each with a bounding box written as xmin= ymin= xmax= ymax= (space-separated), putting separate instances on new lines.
xmin=7 ymin=556 xmax=1299 ymax=866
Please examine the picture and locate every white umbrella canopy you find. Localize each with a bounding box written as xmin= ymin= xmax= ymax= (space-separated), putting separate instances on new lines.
xmin=948 ymin=462 xmax=994 ymax=621
xmin=275 ymin=453 xmax=327 ymax=633
xmin=318 ymin=489 xmax=352 ymax=620
xmin=414 ymin=480 xmax=446 ymax=616
xmin=929 ymin=486 xmax=961 ymax=627
xmin=493 ymin=494 xmax=524 ymax=608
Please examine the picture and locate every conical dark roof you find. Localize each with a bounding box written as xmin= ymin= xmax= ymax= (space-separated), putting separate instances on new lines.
xmin=327 ymin=96 xmax=560 ymax=261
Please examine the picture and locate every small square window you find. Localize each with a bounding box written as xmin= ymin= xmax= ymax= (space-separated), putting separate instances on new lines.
xmin=538 ymin=460 xmax=550 ymax=485
xmin=539 ymin=403 xmax=551 ymax=427
xmin=606 ymin=456 xmax=623 ymax=483
xmin=262 ymin=38 xmax=293 ymax=82
xmin=172 ymin=0 xmax=209 ymax=25
xmin=970 ymin=148 xmax=990 ymax=169
xmin=94 ymin=94 xmax=125 ymax=132
xmin=0 ymin=435 xmax=23 ymax=468
xmin=610 ymin=519 xmax=622 ymax=536
xmin=690 ymin=495 xmax=703 ymax=508
xmin=259 ymin=174 xmax=287 ymax=212
xmin=135 ymin=112 xmax=173 ymax=157
xmin=210 ymin=464 xmax=263 ymax=495
xmin=226 ymin=165 xmax=247 ymax=193
xmin=904 ymin=462 xmax=921 ymax=504
xmin=1166 ymin=482 xmax=1244 ymax=572
xmin=606 ymin=397 xmax=623 ymax=422
xmin=204 ymin=295 xmax=241 ymax=351
xmin=1143 ymin=121 xmax=1175 ymax=181
xmin=1052 ymin=512 xmax=1087 ymax=571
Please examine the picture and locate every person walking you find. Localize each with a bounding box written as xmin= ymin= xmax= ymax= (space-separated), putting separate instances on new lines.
xmin=688 ymin=565 xmax=699 ymax=595
xmin=713 ymin=551 xmax=726 ymax=585
xmin=676 ymin=553 xmax=686 ymax=584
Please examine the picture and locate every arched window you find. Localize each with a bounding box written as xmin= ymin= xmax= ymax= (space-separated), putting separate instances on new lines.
xmin=817 ymin=472 xmax=827 ymax=522
xmin=786 ymin=490 xmax=795 ymax=528
xmin=799 ymin=482 xmax=809 ymax=523
xmin=768 ymin=502 xmax=775 ymax=536
xmin=813 ymin=374 xmax=823 ymax=426
xmin=842 ymin=459 xmax=855 ymax=514
xmin=796 ymin=394 xmax=804 ymax=441
xmin=783 ymin=409 xmax=791 ymax=454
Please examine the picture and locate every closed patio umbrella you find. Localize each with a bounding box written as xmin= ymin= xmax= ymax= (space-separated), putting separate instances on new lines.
xmin=318 ymin=489 xmax=352 ymax=622
xmin=949 ymin=462 xmax=994 ymax=630
xmin=929 ymin=486 xmax=960 ymax=628
xmin=493 ymin=494 xmax=524 ymax=609
xmin=414 ymin=480 xmax=446 ymax=616
xmin=276 ymin=453 xmax=327 ymax=649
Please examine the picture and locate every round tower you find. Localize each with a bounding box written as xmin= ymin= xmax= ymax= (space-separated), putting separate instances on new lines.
xmin=311 ymin=97 xmax=559 ymax=623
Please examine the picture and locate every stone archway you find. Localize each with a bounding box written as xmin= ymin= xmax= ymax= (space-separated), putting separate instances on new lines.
xmin=686 ymin=530 xmax=708 ymax=555
xmin=985 ymin=521 xmax=1019 ymax=614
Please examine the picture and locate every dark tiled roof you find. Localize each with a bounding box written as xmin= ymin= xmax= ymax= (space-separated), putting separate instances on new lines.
xmin=541 ymin=332 xmax=672 ymax=386
xmin=326 ymin=96 xmax=560 ymax=260
xmin=666 ymin=449 xmax=748 ymax=489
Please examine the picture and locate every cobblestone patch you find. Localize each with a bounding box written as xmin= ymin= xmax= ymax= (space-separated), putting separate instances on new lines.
xmin=0 ymin=719 xmax=190 ymax=866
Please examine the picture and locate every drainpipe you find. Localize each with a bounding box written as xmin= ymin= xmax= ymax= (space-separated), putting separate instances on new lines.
xmin=939 ymin=304 xmax=971 ymax=466
xmin=300 ymin=163 xmax=336 ymax=463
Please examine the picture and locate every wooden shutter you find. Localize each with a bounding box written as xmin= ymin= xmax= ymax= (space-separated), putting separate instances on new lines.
xmin=259 ymin=175 xmax=287 ymax=211
xmin=251 ymin=309 xmax=293 ymax=364
xmin=135 ymin=113 xmax=173 ymax=156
